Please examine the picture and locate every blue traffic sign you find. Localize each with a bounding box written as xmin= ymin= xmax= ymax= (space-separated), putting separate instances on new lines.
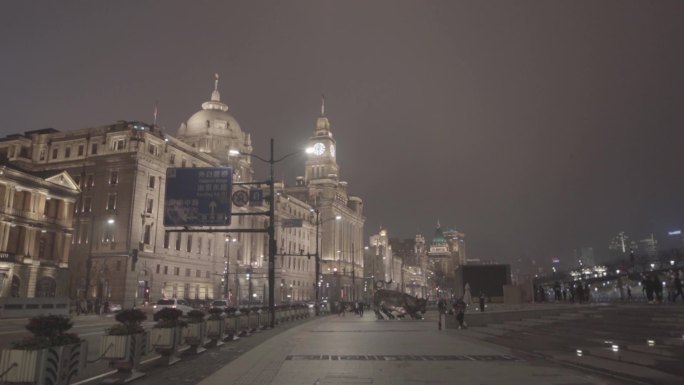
xmin=164 ymin=168 xmax=232 ymax=226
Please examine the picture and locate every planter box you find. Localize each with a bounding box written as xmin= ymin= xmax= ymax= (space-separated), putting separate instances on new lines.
xmin=206 ymin=318 xmax=225 ymax=339
xmin=0 ymin=341 xmax=87 ymax=385
xmin=150 ymin=327 xmax=181 ymax=350
xmin=183 ymin=322 xmax=207 ymax=346
xmin=100 ymin=335 xmax=130 ymax=361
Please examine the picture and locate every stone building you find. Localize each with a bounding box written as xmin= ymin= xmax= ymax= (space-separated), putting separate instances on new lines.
xmin=0 ymin=158 xmax=79 ymax=299
xmin=286 ymin=102 xmax=365 ymax=306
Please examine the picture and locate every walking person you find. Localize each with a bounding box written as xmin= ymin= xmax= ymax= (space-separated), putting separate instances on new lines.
xmin=358 ymin=302 xmax=364 ymax=317
xmin=672 ymin=272 xmax=683 ymax=302
xmin=576 ymin=284 xmax=584 ymax=304
xmin=463 ymin=283 xmax=473 ymax=306
xmin=437 ymin=298 xmax=446 ymax=330
xmin=479 ymin=292 xmax=486 ymax=312
xmin=627 ymin=286 xmax=633 ymax=301
xmin=455 ymin=296 xmax=466 ymax=329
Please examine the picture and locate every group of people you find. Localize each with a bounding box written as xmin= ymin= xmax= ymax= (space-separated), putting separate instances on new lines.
xmin=437 ymin=290 xmax=487 ymax=331
xmin=336 ymin=301 xmax=365 ymax=317
xmin=534 ymin=269 xmax=684 ymax=304
xmin=72 ymin=297 xmax=110 ymax=315
xmin=641 ymin=270 xmax=683 ymax=303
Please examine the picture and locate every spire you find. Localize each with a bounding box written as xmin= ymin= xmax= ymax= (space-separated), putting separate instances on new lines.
xmin=321 ymin=94 xmax=325 ymax=116
xmin=437 ymin=219 xmax=441 ymax=229
xmin=211 ymin=73 xmax=221 ymax=102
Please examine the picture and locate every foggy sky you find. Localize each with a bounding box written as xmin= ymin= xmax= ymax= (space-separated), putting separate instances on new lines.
xmin=2 ymin=1 xmax=684 ymax=271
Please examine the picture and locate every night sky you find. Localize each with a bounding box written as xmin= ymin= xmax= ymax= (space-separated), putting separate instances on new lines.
xmin=2 ymin=1 xmax=684 ymax=271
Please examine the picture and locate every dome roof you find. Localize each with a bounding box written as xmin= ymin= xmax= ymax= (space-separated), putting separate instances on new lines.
xmin=179 ymin=76 xmax=243 ymax=138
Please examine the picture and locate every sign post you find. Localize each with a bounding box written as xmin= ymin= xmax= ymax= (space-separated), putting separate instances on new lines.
xmin=164 ymin=168 xmax=233 ymax=227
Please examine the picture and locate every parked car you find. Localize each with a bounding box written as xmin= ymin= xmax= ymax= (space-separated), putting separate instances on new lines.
xmin=108 ymin=303 xmax=122 ymax=313
xmin=210 ymin=300 xmax=230 ymax=312
xmin=153 ymin=298 xmax=193 ymax=320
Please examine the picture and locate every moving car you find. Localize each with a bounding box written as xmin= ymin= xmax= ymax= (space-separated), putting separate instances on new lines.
xmin=153 ymin=298 xmax=193 ymax=319
xmin=210 ymin=300 xmax=230 ymax=312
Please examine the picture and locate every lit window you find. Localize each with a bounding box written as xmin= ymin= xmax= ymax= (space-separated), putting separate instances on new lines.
xmin=107 ymin=194 xmax=117 ymax=210
xmin=109 ymin=171 xmax=118 ymax=185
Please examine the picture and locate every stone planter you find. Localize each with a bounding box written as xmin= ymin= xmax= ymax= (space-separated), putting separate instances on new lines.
xmin=237 ymin=314 xmax=251 ymax=337
xmin=100 ymin=335 xmax=132 ymax=361
xmin=206 ymin=318 xmax=225 ymax=346
xmin=247 ymin=313 xmax=258 ymax=332
xmin=183 ymin=322 xmax=208 ymax=353
xmin=224 ymin=316 xmax=239 ymax=341
xmin=99 ymin=333 xmax=148 ymax=383
xmin=0 ymin=341 xmax=87 ymax=385
xmin=150 ymin=327 xmax=183 ymax=366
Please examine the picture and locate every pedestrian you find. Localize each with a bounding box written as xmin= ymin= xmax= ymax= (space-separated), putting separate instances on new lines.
xmin=337 ymin=302 xmax=345 ymax=317
xmin=576 ymin=284 xmax=584 ymax=304
xmin=479 ymin=292 xmax=486 ymax=312
xmin=562 ymin=287 xmax=568 ymax=301
xmin=94 ymin=298 xmax=101 ymax=315
xmin=584 ymin=283 xmax=591 ymax=303
xmin=358 ymin=302 xmax=364 ymax=317
xmin=627 ymin=286 xmax=633 ymax=301
xmin=553 ymin=282 xmax=562 ymax=302
xmin=437 ymin=298 xmax=446 ymax=330
xmin=653 ymin=275 xmax=663 ymax=303
xmin=672 ymin=272 xmax=683 ymax=302
xmin=455 ymin=296 xmax=466 ymax=329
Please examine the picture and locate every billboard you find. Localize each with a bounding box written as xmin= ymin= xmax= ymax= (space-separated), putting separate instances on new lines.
xmin=454 ymin=264 xmax=511 ymax=299
xmin=164 ymin=167 xmax=232 ymax=226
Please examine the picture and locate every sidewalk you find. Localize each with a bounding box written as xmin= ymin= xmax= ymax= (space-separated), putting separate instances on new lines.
xmin=197 ymin=312 xmax=625 ymax=385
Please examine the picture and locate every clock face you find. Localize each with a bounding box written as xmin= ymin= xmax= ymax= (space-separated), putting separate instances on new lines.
xmin=312 ymin=142 xmax=325 ymax=156
xmin=330 ymin=144 xmax=335 ymax=157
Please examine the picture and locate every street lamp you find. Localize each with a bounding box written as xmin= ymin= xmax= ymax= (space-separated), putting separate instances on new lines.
xmin=310 ymin=209 xmax=341 ymax=315
xmin=229 ymin=139 xmax=303 ymax=328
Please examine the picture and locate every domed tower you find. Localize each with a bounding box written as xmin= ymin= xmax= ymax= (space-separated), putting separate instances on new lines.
xmin=177 ymin=74 xmax=253 ymax=181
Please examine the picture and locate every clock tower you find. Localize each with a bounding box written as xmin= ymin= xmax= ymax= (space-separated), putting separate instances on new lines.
xmin=305 ymin=97 xmax=339 ymax=183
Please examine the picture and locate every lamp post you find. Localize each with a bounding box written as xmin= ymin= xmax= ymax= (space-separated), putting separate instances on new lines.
xmin=229 ymin=138 xmax=302 ymax=328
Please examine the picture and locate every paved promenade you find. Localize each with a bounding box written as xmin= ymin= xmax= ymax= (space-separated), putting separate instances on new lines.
xmin=197 ymin=311 xmax=625 ymax=385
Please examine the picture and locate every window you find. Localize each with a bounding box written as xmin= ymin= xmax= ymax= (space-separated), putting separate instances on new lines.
xmin=111 ymin=138 xmax=126 ymax=151
xmin=86 ymin=174 xmax=94 ymax=188
xmin=103 ymin=227 xmax=114 ymax=243
xmin=185 ymin=268 xmax=191 ymax=277
xmin=169 ymin=153 xmax=175 ymax=165
xmin=148 ymin=176 xmax=155 ymax=189
xmin=91 ymin=143 xmax=98 ymax=155
xmin=196 ymin=270 xmax=201 ymax=278
xmin=174 ymin=267 xmax=179 ymax=276
xmin=197 ymin=237 xmax=202 ymax=254
xmin=143 ymin=225 xmax=151 ymax=245
xmin=175 ymin=234 xmax=181 ymax=250
xmin=116 ymin=261 xmax=121 ymax=271
xmin=206 ymin=271 xmax=210 ymax=278
xmin=73 ymin=175 xmax=81 ymax=188
xmin=186 ymin=235 xmax=193 ymax=252
xmin=106 ymin=194 xmax=117 ymax=211
xmin=52 ymin=148 xmax=58 ymax=159
xmin=192 ymin=162 xmax=197 ymax=168
xmin=64 ymin=146 xmax=71 ymax=158
xmin=181 ymin=159 xmax=186 ymax=167
xmin=109 ymin=170 xmax=118 ymax=185
xmin=147 ymin=143 xmax=159 ymax=156
xmin=208 ymin=239 xmax=212 ymax=256
xmin=146 ymin=198 xmax=154 ymax=214
xmin=164 ymin=231 xmax=170 ymax=248
xmin=83 ymin=197 xmax=92 ymax=213
xmin=206 ymin=120 xmax=210 ymax=128
xmin=39 ymin=149 xmax=46 ymax=161
xmin=81 ymin=225 xmax=89 ymax=244
xmin=78 ymin=145 xmax=84 ymax=156
xmin=164 ymin=266 xmax=168 ymax=275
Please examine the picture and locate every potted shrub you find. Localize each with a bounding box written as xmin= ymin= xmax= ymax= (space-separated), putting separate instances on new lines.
xmin=0 ymin=315 xmax=86 ymax=385
xmin=149 ymin=308 xmax=186 ymax=365
xmin=183 ymin=310 xmax=208 ymax=353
